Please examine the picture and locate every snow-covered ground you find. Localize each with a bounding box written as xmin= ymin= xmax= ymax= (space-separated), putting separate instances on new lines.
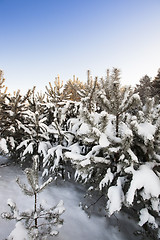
xmin=0 ymin=156 xmax=146 ymax=240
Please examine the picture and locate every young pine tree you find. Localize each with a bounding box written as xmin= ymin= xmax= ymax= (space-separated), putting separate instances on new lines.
xmin=45 ymin=75 xmax=63 ymax=104
xmin=63 ymin=75 xmax=85 ymax=101
xmin=2 ymin=155 xmax=65 ymax=240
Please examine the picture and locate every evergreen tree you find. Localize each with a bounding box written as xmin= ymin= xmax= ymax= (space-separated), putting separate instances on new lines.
xmin=135 ymin=75 xmax=152 ymax=104
xmin=10 ymin=87 xmax=51 ymax=165
xmin=81 ymin=76 xmax=98 ymax=113
xmin=130 ymin=97 xmax=160 ymax=163
xmin=16 ymin=108 xmax=51 ymax=164
xmin=2 ymin=155 xmax=65 ymax=239
xmin=97 ymin=68 xmax=140 ymax=138
xmin=64 ymin=68 xmax=141 ymax=187
xmin=45 ymin=75 xmax=63 ymax=104
xmin=63 ymin=75 xmax=85 ymax=101
xmin=0 ymin=89 xmax=33 ymax=158
xmin=152 ymin=68 xmax=160 ymax=102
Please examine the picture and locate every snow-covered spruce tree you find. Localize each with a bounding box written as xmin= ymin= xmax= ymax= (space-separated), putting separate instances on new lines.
xmin=41 ymin=100 xmax=80 ymax=179
xmin=16 ymin=109 xmax=51 ymax=166
xmin=0 ymin=89 xmax=34 ymax=159
xmin=63 ymin=69 xmax=160 ymax=238
xmin=11 ymin=82 xmax=78 ymax=176
xmin=80 ymin=76 xmax=98 ymax=114
xmin=45 ymin=79 xmax=80 ymax=128
xmin=45 ymin=75 xmax=64 ymax=106
xmin=124 ymin=97 xmax=160 ymax=238
xmin=135 ymin=75 xmax=152 ymax=105
xmin=13 ymin=87 xmax=52 ymax=166
xmin=2 ymin=155 xmax=65 ymax=240
xmin=42 ymin=79 xmax=81 ymax=179
xmin=42 ymin=75 xmax=99 ymax=180
xmin=42 ymin=76 xmax=98 ymax=180
xmin=97 ymin=68 xmax=141 ymax=137
xmin=64 ymin=68 xmax=141 ymax=180
xmin=129 ymin=97 xmax=160 ymax=162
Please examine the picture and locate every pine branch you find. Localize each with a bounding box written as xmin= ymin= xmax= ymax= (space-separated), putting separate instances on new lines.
xmin=16 ymin=177 xmax=34 ymax=196
xmin=86 ymin=194 xmax=104 ymax=209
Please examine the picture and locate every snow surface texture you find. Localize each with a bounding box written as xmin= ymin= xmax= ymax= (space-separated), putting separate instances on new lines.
xmin=0 ymin=161 xmax=144 ymax=240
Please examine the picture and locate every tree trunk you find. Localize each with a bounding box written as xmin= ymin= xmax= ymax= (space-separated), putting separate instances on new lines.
xmin=34 ymin=192 xmax=38 ymax=228
xmin=116 ymin=114 xmax=119 ymax=137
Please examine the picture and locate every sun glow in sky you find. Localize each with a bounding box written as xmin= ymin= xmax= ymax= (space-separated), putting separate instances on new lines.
xmin=0 ymin=0 xmax=160 ymax=93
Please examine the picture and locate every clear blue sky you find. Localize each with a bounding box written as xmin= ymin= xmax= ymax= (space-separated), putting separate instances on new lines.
xmin=0 ymin=0 xmax=160 ymax=93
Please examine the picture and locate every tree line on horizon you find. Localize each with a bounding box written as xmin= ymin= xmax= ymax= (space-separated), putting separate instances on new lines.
xmin=1 ymin=68 xmax=160 ymax=103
